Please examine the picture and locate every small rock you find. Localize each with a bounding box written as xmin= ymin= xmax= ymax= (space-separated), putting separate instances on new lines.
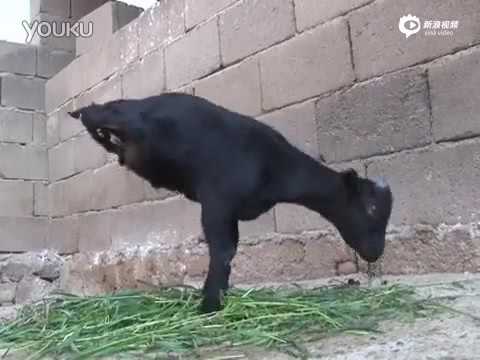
xmin=0 ymin=306 xmax=19 ymax=323
xmin=0 ymin=283 xmax=16 ymax=304
xmin=15 ymin=276 xmax=56 ymax=305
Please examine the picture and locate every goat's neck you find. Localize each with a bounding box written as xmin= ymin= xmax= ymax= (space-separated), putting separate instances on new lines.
xmin=281 ymin=153 xmax=346 ymax=224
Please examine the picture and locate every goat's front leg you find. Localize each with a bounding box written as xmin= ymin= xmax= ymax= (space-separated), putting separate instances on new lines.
xmin=200 ymin=205 xmax=239 ymax=313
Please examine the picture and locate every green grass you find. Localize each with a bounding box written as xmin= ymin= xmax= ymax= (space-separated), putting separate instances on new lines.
xmin=0 ymin=283 xmax=442 ymax=360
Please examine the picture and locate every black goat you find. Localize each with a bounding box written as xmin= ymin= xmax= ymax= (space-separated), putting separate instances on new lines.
xmin=69 ymin=93 xmax=393 ymax=313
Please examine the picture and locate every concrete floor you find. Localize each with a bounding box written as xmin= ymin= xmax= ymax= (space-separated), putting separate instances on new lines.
xmin=1 ymin=273 xmax=480 ymax=359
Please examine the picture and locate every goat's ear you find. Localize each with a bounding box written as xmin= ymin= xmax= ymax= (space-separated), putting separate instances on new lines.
xmin=342 ymin=168 xmax=360 ymax=196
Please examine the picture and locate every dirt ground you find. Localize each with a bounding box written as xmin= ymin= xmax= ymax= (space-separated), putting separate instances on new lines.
xmin=1 ymin=273 xmax=480 ymax=360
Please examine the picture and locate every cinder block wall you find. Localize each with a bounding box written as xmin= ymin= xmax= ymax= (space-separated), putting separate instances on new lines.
xmin=11 ymin=0 xmax=480 ymax=291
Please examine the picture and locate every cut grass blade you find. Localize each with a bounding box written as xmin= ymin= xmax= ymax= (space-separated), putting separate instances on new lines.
xmin=0 ymin=283 xmax=443 ymax=359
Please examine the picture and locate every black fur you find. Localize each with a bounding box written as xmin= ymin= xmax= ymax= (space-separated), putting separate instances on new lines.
xmin=69 ymin=93 xmax=393 ymax=313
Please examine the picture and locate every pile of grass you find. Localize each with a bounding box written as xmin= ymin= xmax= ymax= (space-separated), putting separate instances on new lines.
xmin=0 ymin=283 xmax=441 ymax=360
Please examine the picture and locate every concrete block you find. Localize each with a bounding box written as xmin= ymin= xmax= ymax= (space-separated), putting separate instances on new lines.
xmin=30 ymin=0 xmax=70 ymax=18
xmin=89 ymin=164 xmax=145 ymax=211
xmin=144 ymin=181 xmax=176 ymax=201
xmin=195 ymin=58 xmax=261 ymax=117
xmin=47 ymin=216 xmax=80 ymax=254
xmin=81 ymin=23 xmax=138 ymax=92
xmin=37 ymin=48 xmax=74 ymax=78
xmin=0 ymin=41 xmax=36 ymax=75
xmin=78 ymin=212 xmax=112 ymax=252
xmin=316 ymin=68 xmax=431 ymax=163
xmin=138 ymin=0 xmax=185 ymax=56
xmin=49 ymin=133 xmax=107 ymax=181
xmin=49 ymin=171 xmax=92 ymax=216
xmin=219 ymin=0 xmax=295 ymax=65
xmin=0 ymin=109 xmax=33 ymax=144
xmin=294 ymin=0 xmax=372 ymax=31
xmin=33 ymin=113 xmax=47 ymax=145
xmin=239 ymin=210 xmax=276 ymax=238
xmin=430 ymin=47 xmax=480 ymax=142
xmin=123 ymin=48 xmax=165 ymax=99
xmin=34 ymin=182 xmax=49 ymax=216
xmin=0 ymin=75 xmax=46 ymax=111
xmin=275 ymin=204 xmax=331 ymax=234
xmin=367 ymin=141 xmax=480 ymax=226
xmin=381 ymin=225 xmax=480 ymax=275
xmin=29 ymin=14 xmax=76 ymax=51
xmin=0 ymin=180 xmax=34 ymax=217
xmin=111 ymin=197 xmax=202 ymax=248
xmin=47 ymin=101 xmax=78 ymax=148
xmin=186 ymin=0 xmax=236 ymax=28
xmin=0 ymin=217 xmax=47 ymax=252
xmin=45 ymin=57 xmax=83 ymax=113
xmin=260 ymin=19 xmax=354 ymax=110
xmin=76 ymin=1 xmax=142 ymax=56
xmin=0 ymin=283 xmax=16 ymax=304
xmin=0 ymin=144 xmax=47 ymax=180
xmin=75 ymin=76 xmax=122 ymax=109
xmin=71 ymin=0 xmax=109 ymax=20
xmin=349 ymin=0 xmax=480 ymax=80
xmin=165 ymin=19 xmax=220 ymax=89
xmin=257 ymin=100 xmax=318 ymax=159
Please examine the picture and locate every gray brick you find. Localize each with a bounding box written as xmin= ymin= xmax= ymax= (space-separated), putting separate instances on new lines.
xmin=239 ymin=210 xmax=276 ymax=238
xmin=260 ymin=19 xmax=354 ymax=110
xmin=49 ymin=171 xmax=92 ymax=216
xmin=45 ymin=57 xmax=83 ymax=113
xmin=316 ymin=68 xmax=430 ymax=163
xmin=138 ymin=0 xmax=185 ymax=57
xmin=75 ymin=76 xmax=122 ymax=109
xmin=195 ymin=58 xmax=261 ymax=116
xmin=258 ymin=100 xmax=318 ymax=159
xmin=48 ymin=139 xmax=75 ymax=181
xmin=0 ymin=181 xmax=34 ymax=217
xmin=47 ymin=102 xmax=77 ymax=147
xmin=186 ymin=0 xmax=236 ymax=28
xmin=275 ymin=204 xmax=330 ymax=234
xmin=33 ymin=113 xmax=47 ymax=145
xmin=34 ymin=182 xmax=49 ymax=216
xmin=367 ymin=141 xmax=480 ymax=226
xmin=71 ymin=0 xmax=109 ymax=20
xmin=144 ymin=181 xmax=176 ymax=201
xmin=165 ymin=19 xmax=220 ymax=89
xmin=78 ymin=212 xmax=112 ymax=252
xmin=29 ymin=14 xmax=76 ymax=51
xmin=0 ymin=109 xmax=33 ymax=144
xmin=349 ymin=0 xmax=480 ymax=80
xmin=123 ymin=49 xmax=165 ymax=99
xmin=0 ymin=41 xmax=36 ymax=75
xmin=1 ymin=75 xmax=46 ymax=111
xmin=0 ymin=217 xmax=47 ymax=252
xmin=90 ymin=164 xmax=145 ymax=211
xmin=48 ymin=216 xmax=79 ymax=254
xmin=81 ymin=23 xmax=138 ymax=92
xmin=0 ymin=144 xmax=47 ymax=180
xmin=294 ymin=0 xmax=371 ymax=31
xmin=76 ymin=1 xmax=142 ymax=56
xmin=37 ymin=48 xmax=74 ymax=78
xmin=49 ymin=133 xmax=107 ymax=181
xmin=219 ymin=0 xmax=295 ymax=65
xmin=30 ymin=0 xmax=71 ymax=18
xmin=50 ymin=164 xmax=144 ymax=217
xmin=430 ymin=48 xmax=480 ymax=142
xmin=111 ymin=197 xmax=202 ymax=248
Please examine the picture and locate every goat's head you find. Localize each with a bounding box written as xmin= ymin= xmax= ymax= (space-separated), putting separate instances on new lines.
xmin=336 ymin=169 xmax=393 ymax=263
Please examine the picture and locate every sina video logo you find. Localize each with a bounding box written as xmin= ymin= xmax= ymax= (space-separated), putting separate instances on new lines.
xmin=399 ymin=14 xmax=421 ymax=38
